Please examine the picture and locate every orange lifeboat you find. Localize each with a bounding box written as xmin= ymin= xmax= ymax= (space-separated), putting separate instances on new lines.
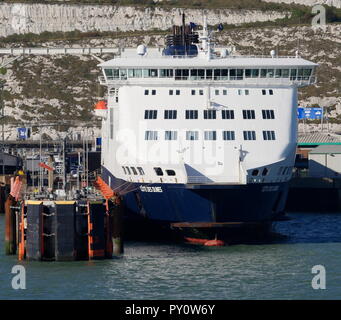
xmin=95 ymin=100 xmax=107 ymax=110
xmin=94 ymin=100 xmax=108 ymax=118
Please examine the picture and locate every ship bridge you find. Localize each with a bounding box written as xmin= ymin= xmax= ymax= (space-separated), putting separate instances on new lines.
xmin=99 ymin=52 xmax=318 ymax=88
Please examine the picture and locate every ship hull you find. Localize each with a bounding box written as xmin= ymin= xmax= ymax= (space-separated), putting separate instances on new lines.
xmin=102 ymin=166 xmax=288 ymax=241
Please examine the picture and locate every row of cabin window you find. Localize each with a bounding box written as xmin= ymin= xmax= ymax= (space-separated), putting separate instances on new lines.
xmin=250 ymin=166 xmax=293 ymax=178
xmin=122 ymin=166 xmax=145 ymax=175
xmin=145 ymin=130 xmax=276 ymax=141
xmin=144 ymin=89 xmax=273 ymax=96
xmin=122 ymin=165 xmax=176 ymax=177
xmin=104 ymin=68 xmax=313 ymax=81
xmin=144 ymin=109 xmax=275 ymax=120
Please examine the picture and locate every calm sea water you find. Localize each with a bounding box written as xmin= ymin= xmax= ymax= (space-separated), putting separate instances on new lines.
xmin=0 ymin=212 xmax=341 ymax=300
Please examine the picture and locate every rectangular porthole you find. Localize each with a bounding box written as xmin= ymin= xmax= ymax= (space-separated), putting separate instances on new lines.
xmin=204 ymin=131 xmax=217 ymax=140
xmin=165 ymin=131 xmax=178 ymax=140
xmin=186 ymin=110 xmax=198 ymax=119
xmin=243 ymin=131 xmax=256 ymax=140
xmin=164 ymin=110 xmax=177 ymax=119
xmin=145 ymin=131 xmax=158 ymax=140
xmin=222 ymin=131 xmax=235 ymax=140
xmin=222 ymin=110 xmax=234 ymax=119
xmin=144 ymin=110 xmax=157 ymax=119
xmin=204 ymin=110 xmax=216 ymax=119
xmin=242 ymin=110 xmax=255 ymax=119
xmin=263 ymin=130 xmax=276 ymax=140
xmin=262 ymin=110 xmax=275 ymax=119
xmin=186 ymin=131 xmax=199 ymax=140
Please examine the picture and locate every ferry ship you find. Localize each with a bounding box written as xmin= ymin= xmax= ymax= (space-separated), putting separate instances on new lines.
xmin=96 ymin=16 xmax=317 ymax=240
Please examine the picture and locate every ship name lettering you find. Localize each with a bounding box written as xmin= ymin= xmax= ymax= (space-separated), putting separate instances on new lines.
xmin=140 ymin=186 xmax=163 ymax=193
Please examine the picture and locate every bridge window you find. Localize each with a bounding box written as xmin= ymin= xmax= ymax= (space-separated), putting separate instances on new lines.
xmin=222 ymin=110 xmax=234 ymax=119
xmin=186 ymin=131 xmax=199 ymax=140
xmin=128 ymin=69 xmax=142 ymax=78
xmin=206 ymin=69 xmax=213 ymax=80
xmin=222 ymin=131 xmax=235 ymax=140
xmin=143 ymin=69 xmax=158 ymax=77
xmin=160 ymin=69 xmax=173 ymax=78
xmin=145 ymin=131 xmax=158 ymax=140
xmin=175 ymin=69 xmax=189 ymax=80
xmin=290 ymin=69 xmax=297 ymax=80
xmin=104 ymin=69 xmax=119 ymax=79
xmin=204 ymin=110 xmax=216 ymax=119
xmin=230 ymin=69 xmax=243 ymax=80
xmin=298 ymin=68 xmax=312 ymax=80
xmin=122 ymin=166 xmax=127 ymax=174
xmin=263 ymin=130 xmax=276 ymax=140
xmin=214 ymin=69 xmax=229 ymax=80
xmin=243 ymin=110 xmax=255 ymax=119
xmin=245 ymin=69 xmax=259 ymax=78
xmin=186 ymin=110 xmax=198 ymax=119
xmin=144 ymin=110 xmax=157 ymax=119
xmin=282 ymin=69 xmax=290 ymax=78
xmin=165 ymin=131 xmax=178 ymax=140
xmin=120 ymin=69 xmax=127 ymax=80
xmin=243 ymin=131 xmax=256 ymax=140
xmin=164 ymin=110 xmax=177 ymax=119
xmin=204 ymin=131 xmax=217 ymax=140
xmin=190 ymin=69 xmax=205 ymax=80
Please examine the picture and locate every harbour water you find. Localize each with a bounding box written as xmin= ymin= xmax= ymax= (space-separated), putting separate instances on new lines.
xmin=0 ymin=212 xmax=341 ymax=300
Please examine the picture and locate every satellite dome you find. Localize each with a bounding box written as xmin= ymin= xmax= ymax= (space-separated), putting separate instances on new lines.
xmin=137 ymin=44 xmax=147 ymax=56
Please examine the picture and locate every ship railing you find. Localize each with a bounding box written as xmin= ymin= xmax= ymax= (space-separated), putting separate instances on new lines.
xmin=219 ymin=54 xmax=300 ymax=59
xmin=162 ymin=54 xmax=198 ymax=59
xmin=99 ymin=76 xmax=316 ymax=87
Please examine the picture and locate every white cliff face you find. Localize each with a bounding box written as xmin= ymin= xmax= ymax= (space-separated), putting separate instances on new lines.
xmin=0 ymin=3 xmax=289 ymax=37
xmin=263 ymin=0 xmax=341 ymax=8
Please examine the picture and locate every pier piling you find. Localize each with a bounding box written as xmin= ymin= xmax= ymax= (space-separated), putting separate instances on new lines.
xmin=5 ymin=194 xmax=16 ymax=255
xmin=112 ymin=197 xmax=124 ymax=256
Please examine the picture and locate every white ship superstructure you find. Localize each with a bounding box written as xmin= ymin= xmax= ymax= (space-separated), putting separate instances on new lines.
xmin=97 ymin=16 xmax=317 ymax=226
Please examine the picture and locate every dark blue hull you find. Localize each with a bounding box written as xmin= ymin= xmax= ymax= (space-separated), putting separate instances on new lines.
xmin=102 ymin=166 xmax=288 ymax=224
